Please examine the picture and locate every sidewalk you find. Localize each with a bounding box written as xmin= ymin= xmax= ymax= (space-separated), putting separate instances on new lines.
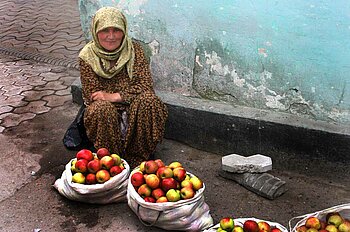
xmin=0 ymin=1 xmax=349 ymax=232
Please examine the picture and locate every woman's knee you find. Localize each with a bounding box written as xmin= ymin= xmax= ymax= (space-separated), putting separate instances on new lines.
xmin=86 ymin=100 xmax=116 ymax=118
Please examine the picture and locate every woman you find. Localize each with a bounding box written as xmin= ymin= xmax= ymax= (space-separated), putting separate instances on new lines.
xmin=78 ymin=7 xmax=168 ymax=168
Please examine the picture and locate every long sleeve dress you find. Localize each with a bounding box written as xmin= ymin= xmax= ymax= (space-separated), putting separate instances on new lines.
xmin=79 ymin=41 xmax=168 ymax=168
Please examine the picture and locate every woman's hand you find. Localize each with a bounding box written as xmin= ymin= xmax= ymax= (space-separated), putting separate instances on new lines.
xmin=90 ymin=91 xmax=122 ymax=103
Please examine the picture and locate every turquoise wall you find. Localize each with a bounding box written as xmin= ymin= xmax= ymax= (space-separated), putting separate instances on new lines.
xmin=79 ymin=0 xmax=350 ymax=125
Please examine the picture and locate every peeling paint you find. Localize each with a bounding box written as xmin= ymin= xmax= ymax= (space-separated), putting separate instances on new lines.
xmin=116 ymin=0 xmax=147 ymax=16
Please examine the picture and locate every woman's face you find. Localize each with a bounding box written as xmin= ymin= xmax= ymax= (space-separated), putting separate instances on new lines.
xmin=97 ymin=27 xmax=124 ymax=51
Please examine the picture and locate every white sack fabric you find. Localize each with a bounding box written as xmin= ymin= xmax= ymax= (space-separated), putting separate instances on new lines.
xmin=127 ymin=169 xmax=214 ymax=231
xmin=53 ymin=158 xmax=130 ymax=204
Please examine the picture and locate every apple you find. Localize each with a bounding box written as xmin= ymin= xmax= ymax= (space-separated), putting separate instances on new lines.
xmin=151 ymin=188 xmax=165 ymax=200
xmin=306 ymin=217 xmax=321 ymax=229
xmin=319 ymin=230 xmax=329 ymax=232
xmin=173 ymin=167 xmax=187 ymax=182
xmin=144 ymin=160 xmax=159 ymax=174
xmin=76 ymin=149 xmax=94 ymax=161
xmin=72 ymin=172 xmax=85 ymax=184
xmin=296 ymin=225 xmax=308 ymax=232
xmin=328 ymin=215 xmax=343 ymax=228
xmin=144 ymin=196 xmax=156 ymax=203
xmin=154 ymin=159 xmax=165 ymax=168
xmin=190 ymin=176 xmax=203 ymax=191
xmin=110 ymin=165 xmax=123 ymax=176
xmin=168 ymin=161 xmax=182 ymax=169
xmin=85 ymin=173 xmax=97 ymax=184
xmin=156 ymin=196 xmax=168 ymax=203
xmin=71 ymin=159 xmax=78 ymax=173
xmin=96 ymin=147 xmax=110 ymax=159
xmin=110 ymin=154 xmax=122 ymax=166
xmin=87 ymin=159 xmax=101 ymax=173
xmin=320 ymin=221 xmax=327 ymax=230
xmin=161 ymin=177 xmax=178 ymax=192
xmin=131 ymin=172 xmax=145 ymax=187
xmin=243 ymin=220 xmax=259 ymax=232
xmin=271 ymin=228 xmax=282 ymax=232
xmin=258 ymin=221 xmax=271 ymax=232
xmin=180 ymin=179 xmax=193 ymax=189
xmin=100 ymin=156 xmax=114 ymax=170
xmin=325 ymin=225 xmax=338 ymax=232
xmin=156 ymin=166 xmax=173 ymax=179
xmin=220 ymin=217 xmax=234 ymax=231
xmin=306 ymin=228 xmax=318 ymax=232
xmin=180 ymin=186 xmax=195 ymax=199
xmin=145 ymin=174 xmax=160 ymax=189
xmin=138 ymin=184 xmax=152 ymax=198
xmin=96 ymin=169 xmax=110 ymax=183
xmin=327 ymin=213 xmax=341 ymax=222
xmin=166 ymin=189 xmax=181 ymax=202
xmin=234 ymin=226 xmax=245 ymax=232
xmin=75 ymin=159 xmax=88 ymax=173
xmin=338 ymin=221 xmax=350 ymax=232
xmin=139 ymin=161 xmax=146 ymax=173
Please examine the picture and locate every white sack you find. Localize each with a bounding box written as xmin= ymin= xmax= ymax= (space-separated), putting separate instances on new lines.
xmin=204 ymin=217 xmax=288 ymax=232
xmin=53 ymin=158 xmax=130 ymax=204
xmin=127 ymin=168 xmax=214 ymax=231
xmin=289 ymin=203 xmax=350 ymax=232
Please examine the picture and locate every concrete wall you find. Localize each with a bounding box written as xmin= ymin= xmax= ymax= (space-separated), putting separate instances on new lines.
xmin=78 ymin=0 xmax=350 ymax=125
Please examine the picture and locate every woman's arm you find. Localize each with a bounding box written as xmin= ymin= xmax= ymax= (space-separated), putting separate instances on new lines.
xmin=119 ymin=42 xmax=154 ymax=104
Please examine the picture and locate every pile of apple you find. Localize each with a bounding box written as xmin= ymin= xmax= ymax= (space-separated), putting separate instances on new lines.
xmin=71 ymin=148 xmax=125 ymax=184
xmin=130 ymin=159 xmax=203 ymax=203
xmin=296 ymin=212 xmax=350 ymax=232
xmin=217 ymin=217 xmax=282 ymax=232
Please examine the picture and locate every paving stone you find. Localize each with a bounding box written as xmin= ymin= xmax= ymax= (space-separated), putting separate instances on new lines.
xmin=3 ymin=85 xmax=32 ymax=96
xmin=1 ymin=112 xmax=36 ymax=128
xmin=55 ymin=87 xmax=70 ymax=96
xmin=34 ymin=80 xmax=67 ymax=91
xmin=43 ymin=94 xmax=71 ymax=107
xmin=21 ymin=89 xmax=55 ymax=101
xmin=13 ymin=100 xmax=50 ymax=114
xmin=20 ymin=76 xmax=47 ymax=86
xmin=222 ymin=154 xmax=272 ymax=173
xmin=40 ymin=72 xmax=62 ymax=81
xmin=0 ymin=126 xmax=4 ymax=133
xmin=1 ymin=95 xmax=26 ymax=107
xmin=0 ymin=105 xmax=13 ymax=114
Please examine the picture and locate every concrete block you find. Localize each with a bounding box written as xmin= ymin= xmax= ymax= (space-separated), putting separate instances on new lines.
xmin=221 ymin=154 xmax=272 ymax=173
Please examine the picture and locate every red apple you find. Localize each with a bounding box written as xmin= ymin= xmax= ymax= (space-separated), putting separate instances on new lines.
xmin=258 ymin=221 xmax=271 ymax=232
xmin=180 ymin=179 xmax=193 ymax=189
xmin=144 ymin=196 xmax=156 ymax=203
xmin=173 ymin=167 xmax=186 ymax=182
xmin=161 ymin=177 xmax=178 ymax=192
xmin=96 ymin=169 xmax=110 ymax=183
xmin=110 ymin=165 xmax=123 ymax=176
xmin=296 ymin=225 xmax=308 ymax=232
xmin=100 ymin=156 xmax=114 ymax=170
xmin=131 ymin=172 xmax=145 ymax=187
xmin=156 ymin=166 xmax=173 ymax=179
xmin=138 ymin=184 xmax=152 ymax=198
xmin=220 ymin=217 xmax=235 ymax=231
xmin=180 ymin=186 xmax=195 ymax=199
xmin=168 ymin=161 xmax=182 ymax=169
xmin=151 ymin=188 xmax=165 ymax=200
xmin=271 ymin=228 xmax=282 ymax=232
xmin=306 ymin=217 xmax=321 ymax=229
xmin=75 ymin=159 xmax=88 ymax=173
xmin=96 ymin=147 xmax=110 ymax=159
xmin=166 ymin=189 xmax=181 ymax=202
xmin=190 ymin=176 xmax=203 ymax=191
xmin=156 ymin=196 xmax=168 ymax=203
xmin=72 ymin=172 xmax=85 ymax=184
xmin=85 ymin=173 xmax=97 ymax=184
xmin=145 ymin=174 xmax=160 ymax=189
xmin=87 ymin=159 xmax=101 ymax=173
xmin=110 ymin=153 xmax=122 ymax=166
xmin=243 ymin=220 xmax=259 ymax=232
xmin=144 ymin=160 xmax=159 ymax=174
xmin=154 ymin=159 xmax=165 ymax=168
xmin=76 ymin=149 xmax=93 ymax=161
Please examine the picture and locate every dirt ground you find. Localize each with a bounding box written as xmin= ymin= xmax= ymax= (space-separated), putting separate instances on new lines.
xmin=0 ymin=99 xmax=349 ymax=232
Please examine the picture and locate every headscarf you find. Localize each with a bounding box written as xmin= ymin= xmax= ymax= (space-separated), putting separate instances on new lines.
xmin=79 ymin=7 xmax=134 ymax=79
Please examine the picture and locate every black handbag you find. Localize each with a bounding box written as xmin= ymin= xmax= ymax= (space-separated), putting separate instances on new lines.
xmin=63 ymin=104 xmax=94 ymax=151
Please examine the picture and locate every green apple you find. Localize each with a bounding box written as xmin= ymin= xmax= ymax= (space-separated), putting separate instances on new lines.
xmin=166 ymin=189 xmax=181 ymax=202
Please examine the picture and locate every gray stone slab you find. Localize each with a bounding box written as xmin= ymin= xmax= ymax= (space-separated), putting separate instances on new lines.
xmin=222 ymin=154 xmax=272 ymax=173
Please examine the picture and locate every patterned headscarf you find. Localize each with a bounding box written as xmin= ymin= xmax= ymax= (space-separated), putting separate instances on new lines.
xmin=79 ymin=7 xmax=134 ymax=79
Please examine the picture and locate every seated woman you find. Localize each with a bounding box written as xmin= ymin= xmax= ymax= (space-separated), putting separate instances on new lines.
xmin=78 ymin=7 xmax=168 ymax=168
